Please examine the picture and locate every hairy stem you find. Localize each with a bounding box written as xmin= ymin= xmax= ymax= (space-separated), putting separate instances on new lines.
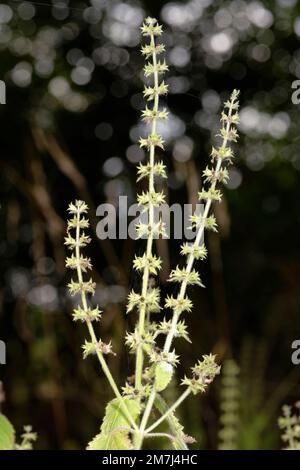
xmin=135 ymin=33 xmax=160 ymax=391
xmin=134 ymin=387 xmax=157 ymax=449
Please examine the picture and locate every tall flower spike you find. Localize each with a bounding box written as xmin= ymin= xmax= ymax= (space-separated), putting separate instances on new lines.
xmin=136 ymin=91 xmax=239 ymax=445
xmin=162 ymin=90 xmax=240 ymax=356
xmin=127 ymin=17 xmax=168 ymax=392
xmin=65 ymin=200 xmax=101 ymax=328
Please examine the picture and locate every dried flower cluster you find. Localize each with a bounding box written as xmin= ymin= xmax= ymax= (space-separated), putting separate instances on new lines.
xmin=65 ymin=17 xmax=240 ymax=450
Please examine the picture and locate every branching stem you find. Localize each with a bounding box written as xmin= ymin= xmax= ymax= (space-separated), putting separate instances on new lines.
xmin=138 ymin=91 xmax=238 ymax=445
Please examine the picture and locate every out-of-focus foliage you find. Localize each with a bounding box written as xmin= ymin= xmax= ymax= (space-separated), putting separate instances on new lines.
xmin=0 ymin=0 xmax=300 ymax=449
xmin=216 ymin=341 xmax=300 ymax=450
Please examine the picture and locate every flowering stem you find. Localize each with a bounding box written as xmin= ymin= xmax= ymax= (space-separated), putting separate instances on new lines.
xmin=163 ymin=97 xmax=235 ymax=355
xmin=135 ymin=31 xmax=161 ymax=391
xmin=134 ymin=387 xmax=157 ymax=449
xmin=73 ymin=209 xmax=138 ymax=431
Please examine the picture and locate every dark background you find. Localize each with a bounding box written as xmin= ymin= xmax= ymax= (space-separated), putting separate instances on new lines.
xmin=0 ymin=0 xmax=300 ymax=449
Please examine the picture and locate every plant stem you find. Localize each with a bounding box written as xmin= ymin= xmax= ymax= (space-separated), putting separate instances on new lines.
xmin=144 ymin=432 xmax=177 ymax=441
xmin=74 ymin=216 xmax=138 ymax=431
xmin=135 ymin=32 xmax=160 ymax=391
xmin=163 ymin=101 xmax=234 ymax=355
xmin=134 ymin=387 xmax=157 ymax=449
xmin=145 ymin=388 xmax=191 ymax=434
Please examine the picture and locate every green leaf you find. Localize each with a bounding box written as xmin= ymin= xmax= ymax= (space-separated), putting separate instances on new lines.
xmin=87 ymin=430 xmax=133 ymax=450
xmin=87 ymin=398 xmax=140 ymax=450
xmin=0 ymin=414 xmax=16 ymax=450
xmin=155 ymin=361 xmax=173 ymax=392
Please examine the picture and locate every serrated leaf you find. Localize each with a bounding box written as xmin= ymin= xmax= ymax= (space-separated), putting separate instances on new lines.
xmin=155 ymin=361 xmax=174 ymax=392
xmin=0 ymin=414 xmax=16 ymax=450
xmin=87 ymin=398 xmax=140 ymax=450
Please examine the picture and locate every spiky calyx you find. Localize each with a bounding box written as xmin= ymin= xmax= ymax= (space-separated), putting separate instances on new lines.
xmin=279 ymin=404 xmax=300 ymax=450
xmin=181 ymin=354 xmax=221 ymax=395
xmin=66 ymin=204 xmax=98 ymax=307
xmin=162 ymin=90 xmax=240 ymax=357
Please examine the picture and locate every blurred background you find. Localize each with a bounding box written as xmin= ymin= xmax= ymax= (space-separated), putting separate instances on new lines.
xmin=0 ymin=0 xmax=300 ymax=450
